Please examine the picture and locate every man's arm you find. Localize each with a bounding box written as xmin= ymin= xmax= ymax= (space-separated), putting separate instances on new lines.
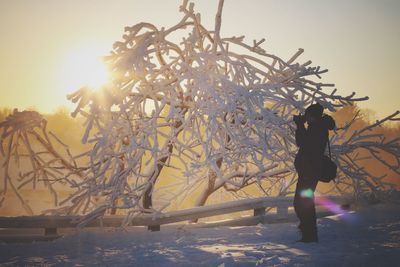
xmin=295 ymin=123 xmax=307 ymax=147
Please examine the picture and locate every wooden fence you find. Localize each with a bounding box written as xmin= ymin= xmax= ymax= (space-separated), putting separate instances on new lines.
xmin=0 ymin=195 xmax=352 ymax=242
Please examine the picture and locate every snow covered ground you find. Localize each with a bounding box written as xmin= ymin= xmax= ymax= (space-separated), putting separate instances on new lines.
xmin=0 ymin=202 xmax=399 ymax=267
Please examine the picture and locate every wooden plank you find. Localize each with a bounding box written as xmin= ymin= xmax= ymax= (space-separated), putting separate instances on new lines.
xmin=193 ymin=209 xmax=338 ymax=229
xmin=194 ymin=213 xmax=297 ymax=228
xmin=0 ymin=196 xmax=291 ymax=228
xmin=128 ymin=195 xmax=350 ymax=226
xmin=0 ymin=195 xmax=352 ymax=228
xmin=129 ymin=196 xmax=291 ymax=226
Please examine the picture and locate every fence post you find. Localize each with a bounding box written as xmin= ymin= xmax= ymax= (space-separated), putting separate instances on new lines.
xmin=254 ymin=207 xmax=266 ymax=217
xmin=148 ymin=225 xmax=160 ymax=232
xmin=276 ymin=205 xmax=289 ymax=219
xmin=44 ymin=227 xmax=58 ymax=236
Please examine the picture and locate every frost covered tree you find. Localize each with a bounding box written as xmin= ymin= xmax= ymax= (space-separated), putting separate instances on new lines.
xmin=0 ymin=109 xmax=83 ymax=214
xmin=0 ymin=0 xmax=399 ymax=223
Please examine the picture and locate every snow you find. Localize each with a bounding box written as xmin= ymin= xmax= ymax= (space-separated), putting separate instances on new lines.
xmin=1 ymin=203 xmax=399 ymax=266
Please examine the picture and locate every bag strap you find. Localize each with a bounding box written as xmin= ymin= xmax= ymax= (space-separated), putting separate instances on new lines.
xmin=327 ymin=137 xmax=332 ymax=159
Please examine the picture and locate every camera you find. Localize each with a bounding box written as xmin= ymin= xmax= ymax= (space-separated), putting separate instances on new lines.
xmin=293 ymin=114 xmax=306 ymax=125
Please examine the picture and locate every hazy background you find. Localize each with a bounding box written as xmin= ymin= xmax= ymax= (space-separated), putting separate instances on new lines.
xmin=0 ymin=0 xmax=399 ymax=118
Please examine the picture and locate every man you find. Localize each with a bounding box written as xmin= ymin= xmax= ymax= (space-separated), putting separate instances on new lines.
xmin=293 ymin=103 xmax=336 ymax=242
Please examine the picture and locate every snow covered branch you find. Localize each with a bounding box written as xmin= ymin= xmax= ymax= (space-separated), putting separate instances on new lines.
xmin=0 ymin=109 xmax=83 ymax=214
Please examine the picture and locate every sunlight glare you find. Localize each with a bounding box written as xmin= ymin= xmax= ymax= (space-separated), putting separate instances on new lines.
xmin=60 ymin=47 xmax=110 ymax=96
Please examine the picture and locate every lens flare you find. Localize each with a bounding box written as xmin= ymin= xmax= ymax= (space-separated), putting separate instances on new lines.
xmin=315 ymin=195 xmax=356 ymax=223
xmin=315 ymin=195 xmax=345 ymax=214
xmin=300 ymin=189 xmax=314 ymax=198
xmin=299 ymin=189 xmax=355 ymax=223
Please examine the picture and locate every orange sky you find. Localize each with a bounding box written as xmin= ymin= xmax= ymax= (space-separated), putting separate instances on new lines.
xmin=0 ymin=0 xmax=399 ymax=118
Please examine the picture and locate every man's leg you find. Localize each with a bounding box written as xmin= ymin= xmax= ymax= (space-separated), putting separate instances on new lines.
xmin=301 ymin=179 xmax=318 ymax=241
xmin=293 ymin=178 xmax=306 ymax=235
xmin=294 ymin=178 xmax=318 ymax=242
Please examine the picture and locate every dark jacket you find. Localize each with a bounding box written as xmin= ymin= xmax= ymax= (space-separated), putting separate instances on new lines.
xmin=294 ymin=115 xmax=336 ymax=179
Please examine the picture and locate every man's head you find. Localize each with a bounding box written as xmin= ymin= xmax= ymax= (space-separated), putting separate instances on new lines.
xmin=305 ymin=103 xmax=324 ymax=124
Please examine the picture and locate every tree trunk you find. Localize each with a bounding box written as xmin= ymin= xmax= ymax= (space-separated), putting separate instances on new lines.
xmin=143 ymin=187 xmax=153 ymax=210
xmin=142 ymin=119 xmax=184 ymax=210
xmin=190 ymin=158 xmax=223 ymax=222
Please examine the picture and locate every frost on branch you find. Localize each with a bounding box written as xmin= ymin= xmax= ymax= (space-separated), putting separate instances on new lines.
xmin=330 ymin=110 xmax=400 ymax=196
xmin=0 ymin=0 xmax=398 ymax=223
xmin=0 ymin=109 xmax=83 ymax=214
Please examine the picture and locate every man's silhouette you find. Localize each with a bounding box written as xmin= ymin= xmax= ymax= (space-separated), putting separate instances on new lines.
xmin=293 ymin=103 xmax=335 ymax=242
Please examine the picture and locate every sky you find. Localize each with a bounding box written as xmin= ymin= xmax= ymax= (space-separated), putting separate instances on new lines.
xmin=0 ymin=0 xmax=399 ymax=118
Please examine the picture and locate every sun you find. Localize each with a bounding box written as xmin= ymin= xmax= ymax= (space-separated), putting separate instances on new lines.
xmin=60 ymin=47 xmax=111 ymax=96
